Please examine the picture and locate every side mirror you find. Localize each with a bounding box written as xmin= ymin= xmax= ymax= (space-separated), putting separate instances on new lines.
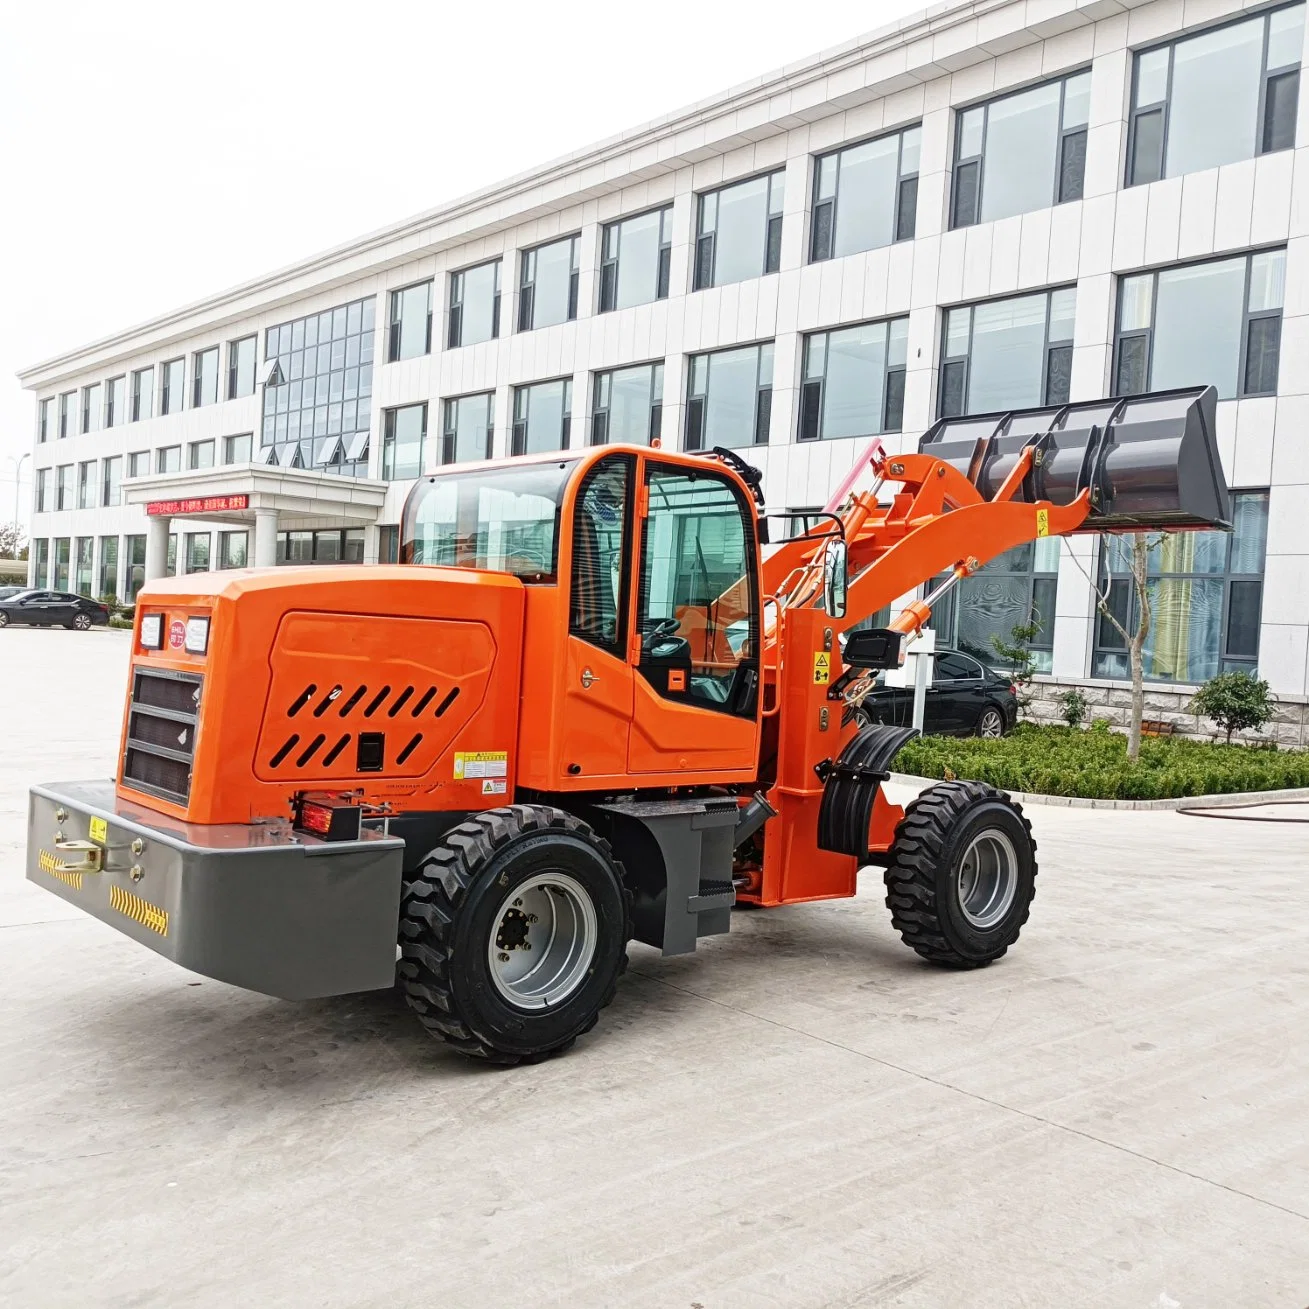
xmin=823 ymin=539 xmax=848 ymax=619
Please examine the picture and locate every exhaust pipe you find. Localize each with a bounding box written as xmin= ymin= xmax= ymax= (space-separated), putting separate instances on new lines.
xmin=734 ymin=791 xmax=777 ymax=848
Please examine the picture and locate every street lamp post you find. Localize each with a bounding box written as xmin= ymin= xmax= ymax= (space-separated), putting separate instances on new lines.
xmin=6 ymin=452 xmax=31 ymax=527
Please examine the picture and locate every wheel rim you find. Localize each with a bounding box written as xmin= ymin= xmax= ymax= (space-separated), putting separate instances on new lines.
xmin=487 ymin=871 xmax=598 ymax=1010
xmin=74 ymin=615 xmax=90 ymax=629
xmin=979 ymin=710 xmax=1003 ymax=738
xmin=956 ymin=829 xmax=1019 ymax=929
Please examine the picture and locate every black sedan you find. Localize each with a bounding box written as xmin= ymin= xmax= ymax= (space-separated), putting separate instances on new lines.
xmin=0 ymin=590 xmax=111 ymax=631
xmin=854 ymin=648 xmax=1018 ymax=738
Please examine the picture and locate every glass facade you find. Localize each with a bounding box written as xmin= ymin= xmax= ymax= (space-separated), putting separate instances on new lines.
xmin=695 ymin=171 xmax=785 ymax=289
xmin=126 ymin=536 xmax=146 ymax=601
xmin=1114 ymin=250 xmax=1286 ymax=400
xmin=388 ymin=281 xmax=432 ymax=361
xmin=512 ymin=379 xmax=572 ymax=455
xmin=228 ymin=335 xmax=256 ymax=399
xmin=382 ymin=403 xmax=427 ymax=480
xmin=591 ymin=363 xmax=663 ymax=445
xmin=1128 ymin=4 xmax=1304 ymax=185
xmin=98 ymin=536 xmax=118 ymax=599
xmin=519 ymin=235 xmax=579 ymax=331
xmin=812 ymin=125 xmax=920 ymax=260
xmin=939 ymin=288 xmax=1076 ymax=417
xmin=185 ymin=532 xmax=211 ymax=573
xmin=276 ymin=528 xmax=365 ymax=564
xmin=262 ymin=295 xmax=375 ymax=476
xmin=800 ymin=319 xmax=908 ymax=440
xmin=441 ymin=392 xmax=494 ymax=465
xmin=953 ymin=71 xmax=1090 ymax=227
xmin=448 ymin=260 xmax=501 ymax=348
xmin=74 ymin=537 xmax=93 ymax=595
xmin=33 ymin=539 xmax=50 ymax=588
xmin=218 ymin=531 xmax=248 ymax=569
xmin=160 ymin=359 xmax=185 ymax=415
xmin=685 ymin=343 xmax=774 ymax=450
xmin=1094 ymin=492 xmax=1270 ymax=682
xmin=53 ymin=538 xmax=70 ymax=590
xmin=600 ymin=207 xmax=672 ymax=312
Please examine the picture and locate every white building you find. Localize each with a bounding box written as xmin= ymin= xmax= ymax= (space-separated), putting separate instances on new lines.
xmin=18 ymin=0 xmax=1309 ymax=739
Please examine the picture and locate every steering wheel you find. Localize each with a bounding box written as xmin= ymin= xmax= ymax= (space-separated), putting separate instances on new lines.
xmin=641 ymin=616 xmax=688 ymax=659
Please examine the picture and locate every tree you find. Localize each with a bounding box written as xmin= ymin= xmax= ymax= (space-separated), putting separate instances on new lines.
xmin=991 ymin=616 xmax=1041 ymax=712
xmin=1190 ymin=671 xmax=1274 ymax=745
xmin=0 ymin=522 xmax=26 ymax=560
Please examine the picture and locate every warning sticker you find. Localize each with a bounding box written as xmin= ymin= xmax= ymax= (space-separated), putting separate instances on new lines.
xmin=813 ymin=651 xmax=831 ymax=685
xmin=454 ymin=750 xmax=508 ymax=780
xmin=89 ymin=816 xmax=108 ymax=844
xmin=1036 ymin=508 xmax=1050 ymax=538
xmin=481 ymin=778 xmax=508 ymax=796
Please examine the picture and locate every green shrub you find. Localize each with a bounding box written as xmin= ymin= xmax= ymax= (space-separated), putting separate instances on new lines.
xmin=1059 ymin=687 xmax=1088 ymax=727
xmin=895 ymin=722 xmax=1309 ymax=800
xmin=1190 ymin=671 xmax=1274 ymax=745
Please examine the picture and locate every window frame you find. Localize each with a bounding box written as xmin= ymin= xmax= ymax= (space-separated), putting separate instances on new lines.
xmin=381 ymin=402 xmax=428 ymax=481
xmin=131 ymin=367 xmax=154 ymax=422
xmin=156 ymin=445 xmax=182 ymax=475
xmin=58 ymin=391 xmax=76 ymax=439
xmin=192 ymin=346 xmax=219 ymax=408
xmin=810 ymin=123 xmax=921 ymax=261
xmin=105 ymin=376 xmax=125 ymax=427
xmin=227 ymin=335 xmax=257 ymax=399
xmin=127 ymin=451 xmax=149 ymax=478
xmin=222 ymin=432 xmax=253 ymax=464
xmin=387 ymin=279 xmax=434 ymax=362
xmin=101 ymin=456 xmax=122 ymax=508
xmin=599 ymin=205 xmax=673 ymax=312
xmin=1126 ymin=2 xmax=1304 ymax=187
xmin=188 ymin=438 xmax=216 ymax=471
xmin=440 ymin=392 xmax=495 ymax=465
xmin=590 ymin=361 xmax=664 ymax=446
xmin=568 ymin=452 xmax=636 ymax=657
xmin=798 ymin=317 xmax=909 ymax=441
xmin=693 ymin=169 xmax=786 ymax=291
xmin=950 ymin=69 xmax=1092 ymax=229
xmin=35 ymin=468 xmax=50 ymax=514
xmin=81 ymin=381 xmax=103 ymax=434
xmin=1111 ymin=248 xmax=1287 ymax=400
xmin=518 ymin=234 xmax=580 ymax=332
xmin=160 ymin=358 xmax=185 ymax=416
xmin=684 ymin=341 xmax=775 ymax=450
xmin=447 ymin=258 xmax=502 ymax=349
xmin=76 ymin=460 xmax=96 ymax=510
xmin=511 ymin=377 xmax=573 ymax=457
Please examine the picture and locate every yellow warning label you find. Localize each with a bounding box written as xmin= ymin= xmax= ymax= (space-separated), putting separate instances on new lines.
xmin=813 ymin=651 xmax=831 ymax=685
xmin=1036 ymin=508 xmax=1050 ymax=538
xmin=454 ymin=750 xmax=508 ymax=780
xmin=89 ymin=816 xmax=108 ymax=844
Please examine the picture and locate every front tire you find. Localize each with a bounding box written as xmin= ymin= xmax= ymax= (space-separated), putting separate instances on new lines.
xmin=0 ymin=612 xmax=8 ymax=628
xmin=883 ymin=781 xmax=1036 ymax=968
xmin=398 ymin=805 xmax=630 ymax=1064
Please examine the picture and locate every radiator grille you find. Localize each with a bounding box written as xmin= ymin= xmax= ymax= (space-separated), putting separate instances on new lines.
xmin=122 ymin=667 xmax=203 ymax=805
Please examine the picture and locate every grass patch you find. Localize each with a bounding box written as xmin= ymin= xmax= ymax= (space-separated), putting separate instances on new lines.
xmin=896 ymin=721 xmax=1309 ymax=800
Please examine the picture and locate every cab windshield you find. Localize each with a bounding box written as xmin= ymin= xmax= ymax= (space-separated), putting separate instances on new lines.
xmin=400 ymin=459 xmax=577 ymax=581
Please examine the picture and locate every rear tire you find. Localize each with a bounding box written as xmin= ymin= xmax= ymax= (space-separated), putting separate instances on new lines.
xmin=398 ymin=805 xmax=630 ymax=1064
xmin=72 ymin=613 xmax=92 ymax=631
xmin=976 ymin=706 xmax=1005 ymax=738
xmin=883 ymin=780 xmax=1036 ymax=968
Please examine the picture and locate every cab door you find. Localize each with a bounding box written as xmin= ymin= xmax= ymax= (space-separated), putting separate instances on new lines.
xmin=627 ymin=460 xmax=761 ymax=776
xmin=558 ymin=454 xmax=635 ymax=782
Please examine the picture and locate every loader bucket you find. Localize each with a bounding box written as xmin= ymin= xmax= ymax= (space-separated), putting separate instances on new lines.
xmin=918 ymin=385 xmax=1231 ymax=532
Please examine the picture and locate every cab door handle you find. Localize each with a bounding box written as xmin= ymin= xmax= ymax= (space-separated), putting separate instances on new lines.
xmin=580 ymin=668 xmax=599 ymax=689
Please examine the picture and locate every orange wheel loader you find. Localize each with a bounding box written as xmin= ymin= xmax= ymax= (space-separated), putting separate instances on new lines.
xmin=27 ymin=386 xmax=1230 ymax=1064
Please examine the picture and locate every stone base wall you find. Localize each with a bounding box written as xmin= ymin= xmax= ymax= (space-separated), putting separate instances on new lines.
xmin=1025 ymin=678 xmax=1309 ymax=749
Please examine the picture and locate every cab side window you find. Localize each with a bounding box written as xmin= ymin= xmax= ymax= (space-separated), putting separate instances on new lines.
xmin=569 ymin=455 xmax=632 ymax=653
xmin=637 ymin=466 xmax=758 ymax=715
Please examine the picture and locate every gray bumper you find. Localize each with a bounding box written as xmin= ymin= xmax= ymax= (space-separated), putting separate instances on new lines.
xmin=27 ymin=780 xmax=405 ymax=1000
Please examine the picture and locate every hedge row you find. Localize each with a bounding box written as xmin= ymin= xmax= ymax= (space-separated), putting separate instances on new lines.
xmin=895 ymin=722 xmax=1309 ymax=800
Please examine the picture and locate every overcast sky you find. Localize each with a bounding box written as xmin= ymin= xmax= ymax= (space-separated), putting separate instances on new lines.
xmin=0 ymin=0 xmax=927 ymax=525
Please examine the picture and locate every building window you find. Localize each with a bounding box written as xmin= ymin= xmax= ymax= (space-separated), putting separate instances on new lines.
xmin=98 ymin=536 xmax=119 ymax=599
xmin=223 ymin=433 xmax=252 ymax=464
xmin=952 ymin=71 xmax=1090 ymax=228
xmin=38 ymin=397 xmax=52 ymax=443
xmin=33 ymin=539 xmax=50 ymax=588
xmin=448 ymin=259 xmax=501 ymax=348
xmin=1127 ymin=4 xmax=1304 ymax=186
xmin=131 ymin=367 xmax=154 ymax=422
xmin=1113 ymin=249 xmax=1286 ymax=400
xmin=518 ymin=235 xmax=579 ymax=331
xmin=1093 ymin=491 xmax=1269 ymax=682
xmin=35 ymin=469 xmax=50 ymax=514
xmin=184 ymin=533 xmax=211 ymax=574
xmin=512 ymin=378 xmax=572 ymax=456
xmin=105 ymin=376 xmax=125 ymax=427
xmin=227 ymin=335 xmax=256 ymax=399
xmin=82 ymin=382 xmax=103 ymax=434
xmin=217 ymin=531 xmax=248 ymax=570
xmin=187 ymin=439 xmax=215 ymax=470
xmin=77 ymin=461 xmax=96 ymax=510
xmin=101 ymin=456 xmax=122 ymax=507
xmin=53 ymin=538 xmax=70 ymax=590
xmin=191 ymin=347 xmax=219 ymax=407
xmin=600 ymin=206 xmax=672 ymax=312
xmin=441 ymin=393 xmax=494 ymax=465
xmin=930 ymin=540 xmax=1061 ymax=673
xmin=74 ymin=537 xmax=94 ymax=595
xmin=159 ymin=359 xmax=184 ymax=415
xmin=59 ymin=391 xmax=76 ymax=439
xmin=262 ymin=296 xmax=375 ymax=476
xmin=382 ymin=403 xmax=427 ymax=480
xmin=127 ymin=451 xmax=149 ymax=478
xmin=55 ymin=465 xmax=72 ymax=511
xmin=378 ymin=524 xmax=399 ymax=564
xmin=157 ymin=445 xmax=182 ymax=474
xmin=388 ymin=281 xmax=433 ymax=361
xmin=125 ymin=536 xmax=146 ymax=601
xmin=167 ymin=534 xmax=177 ymax=575
xmin=812 ymin=125 xmax=921 ymax=261
xmin=939 ymin=288 xmax=1076 ymax=418
xmin=591 ymin=362 xmax=663 ymax=445
xmin=276 ymin=528 xmax=365 ymax=564
xmin=694 ymin=170 xmax=785 ymax=290
xmin=800 ymin=318 xmax=908 ymax=441
xmin=685 ymin=342 xmax=774 ymax=450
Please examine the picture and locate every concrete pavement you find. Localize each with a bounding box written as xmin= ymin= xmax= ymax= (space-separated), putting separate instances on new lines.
xmin=1 ymin=627 xmax=1307 ymax=1307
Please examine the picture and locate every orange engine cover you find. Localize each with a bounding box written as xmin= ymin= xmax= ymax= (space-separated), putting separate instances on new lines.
xmin=117 ymin=565 xmax=525 ymax=825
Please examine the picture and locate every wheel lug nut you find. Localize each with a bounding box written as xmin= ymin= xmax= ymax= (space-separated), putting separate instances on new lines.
xmin=527 ymin=914 xmax=538 ymax=923
xmin=522 ymin=941 xmax=531 ymax=950
xmin=498 ymin=952 xmax=510 ymax=962
xmin=513 ymin=898 xmax=523 ymax=907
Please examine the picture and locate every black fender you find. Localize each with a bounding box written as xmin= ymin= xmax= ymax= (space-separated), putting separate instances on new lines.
xmin=816 ymin=723 xmax=918 ymax=858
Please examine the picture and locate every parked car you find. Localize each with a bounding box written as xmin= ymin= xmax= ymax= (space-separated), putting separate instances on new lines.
xmin=0 ymin=590 xmax=111 ymax=631
xmin=853 ymin=648 xmax=1018 ymax=738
